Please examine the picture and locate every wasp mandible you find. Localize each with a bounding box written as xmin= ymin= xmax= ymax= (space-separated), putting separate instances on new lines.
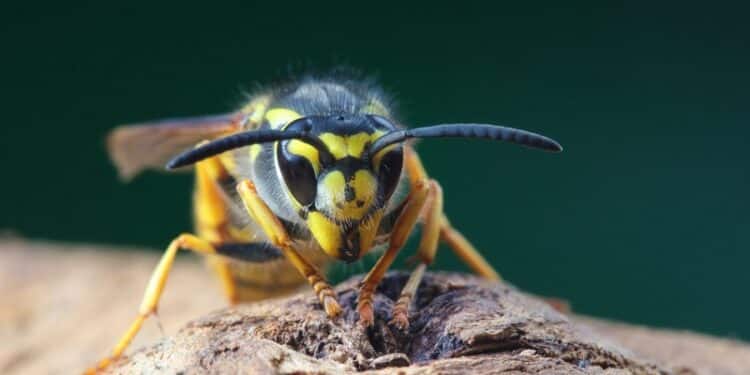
xmin=91 ymin=75 xmax=562 ymax=372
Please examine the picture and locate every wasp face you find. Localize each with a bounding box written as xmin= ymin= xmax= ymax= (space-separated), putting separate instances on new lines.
xmin=276 ymin=115 xmax=403 ymax=262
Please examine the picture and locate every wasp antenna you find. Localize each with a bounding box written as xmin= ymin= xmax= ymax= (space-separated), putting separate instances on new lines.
xmin=369 ymin=123 xmax=563 ymax=155
xmin=166 ymin=129 xmax=306 ymax=169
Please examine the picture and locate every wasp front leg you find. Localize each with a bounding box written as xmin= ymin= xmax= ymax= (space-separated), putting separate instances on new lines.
xmin=389 ymin=179 xmax=442 ymax=329
xmin=236 ymin=180 xmax=341 ymax=317
xmin=357 ymin=178 xmax=430 ymax=327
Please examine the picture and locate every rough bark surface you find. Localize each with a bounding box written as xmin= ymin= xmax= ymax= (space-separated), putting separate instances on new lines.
xmin=1 ymin=238 xmax=749 ymax=375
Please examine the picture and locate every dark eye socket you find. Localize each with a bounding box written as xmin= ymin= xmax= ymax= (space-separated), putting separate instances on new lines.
xmin=277 ymin=142 xmax=317 ymax=206
xmin=375 ymin=147 xmax=403 ymax=202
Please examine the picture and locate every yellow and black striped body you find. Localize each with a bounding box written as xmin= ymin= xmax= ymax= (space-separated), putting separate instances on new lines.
xmin=194 ymin=79 xmax=409 ymax=301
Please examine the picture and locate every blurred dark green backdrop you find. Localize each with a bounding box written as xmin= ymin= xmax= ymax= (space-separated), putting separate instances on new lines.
xmin=2 ymin=2 xmax=748 ymax=339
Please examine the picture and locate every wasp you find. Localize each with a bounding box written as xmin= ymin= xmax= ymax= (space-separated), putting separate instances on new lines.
xmin=90 ymin=74 xmax=562 ymax=372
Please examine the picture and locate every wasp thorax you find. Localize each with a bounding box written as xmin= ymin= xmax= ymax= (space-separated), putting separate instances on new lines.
xmin=316 ymin=167 xmax=377 ymax=221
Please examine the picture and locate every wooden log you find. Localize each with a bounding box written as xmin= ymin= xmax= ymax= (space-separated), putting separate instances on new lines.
xmin=1 ymin=239 xmax=748 ymax=374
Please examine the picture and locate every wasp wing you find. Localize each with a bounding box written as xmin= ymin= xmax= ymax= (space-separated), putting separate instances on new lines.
xmin=107 ymin=112 xmax=245 ymax=180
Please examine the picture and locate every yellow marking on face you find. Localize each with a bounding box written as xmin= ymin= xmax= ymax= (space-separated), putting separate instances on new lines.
xmin=321 ymin=170 xmax=347 ymax=201
xmin=248 ymin=144 xmax=262 ymax=162
xmin=319 ymin=170 xmax=377 ymax=220
xmin=287 ymin=139 xmax=320 ymax=174
xmin=358 ymin=209 xmax=384 ymax=255
xmin=351 ymin=170 xmax=376 ymax=210
xmin=318 ymin=132 xmax=384 ymax=160
xmin=318 ymin=133 xmax=348 ymax=159
xmin=307 ymin=211 xmax=341 ymax=257
xmin=347 ymin=133 xmax=372 ymax=159
xmin=265 ymin=108 xmax=301 ymax=129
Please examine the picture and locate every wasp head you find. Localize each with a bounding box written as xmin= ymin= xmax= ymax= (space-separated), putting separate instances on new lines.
xmin=276 ymin=114 xmax=403 ymax=262
xmin=166 ymin=110 xmax=562 ymax=263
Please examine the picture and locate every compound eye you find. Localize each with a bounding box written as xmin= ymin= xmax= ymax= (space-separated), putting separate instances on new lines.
xmin=277 ymin=142 xmax=317 ymax=207
xmin=374 ymin=147 xmax=403 ymax=202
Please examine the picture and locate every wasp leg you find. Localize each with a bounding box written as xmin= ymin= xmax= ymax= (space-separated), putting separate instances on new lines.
xmin=357 ymin=178 xmax=430 ymax=327
xmin=404 ymin=146 xmax=501 ymax=281
xmin=439 ymin=215 xmax=500 ymax=280
xmin=235 ymin=180 xmax=341 ymax=317
xmin=390 ymin=262 xmax=426 ymax=329
xmin=86 ymin=234 xmax=219 ymax=374
xmin=390 ymin=180 xmax=442 ymax=329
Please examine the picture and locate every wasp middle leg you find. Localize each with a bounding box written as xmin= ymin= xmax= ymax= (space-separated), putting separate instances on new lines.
xmin=357 ymin=178 xmax=430 ymax=327
xmin=383 ymin=147 xmax=501 ymax=330
xmin=403 ymin=146 xmax=500 ymax=280
xmin=87 ymin=157 xmax=242 ymax=374
xmin=86 ymin=233 xmax=223 ymax=374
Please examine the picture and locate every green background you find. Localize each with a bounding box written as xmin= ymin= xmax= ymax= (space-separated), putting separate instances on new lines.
xmin=2 ymin=2 xmax=748 ymax=339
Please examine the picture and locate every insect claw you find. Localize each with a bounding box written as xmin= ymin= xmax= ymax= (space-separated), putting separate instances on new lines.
xmin=390 ymin=294 xmax=411 ymax=331
xmin=359 ymin=311 xmax=375 ymax=328
xmin=322 ymin=295 xmax=342 ymax=317
xmin=358 ymin=303 xmax=374 ymax=327
xmin=389 ymin=314 xmax=409 ymax=331
xmin=84 ymin=355 xmax=117 ymax=375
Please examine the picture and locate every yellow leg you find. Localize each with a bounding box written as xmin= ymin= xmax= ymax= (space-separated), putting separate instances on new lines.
xmin=405 ymin=146 xmax=501 ymax=280
xmin=86 ymin=234 xmax=218 ymax=374
xmin=357 ymin=178 xmax=430 ymax=327
xmin=236 ymin=180 xmax=341 ymax=317
xmin=211 ymin=258 xmax=239 ymax=303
